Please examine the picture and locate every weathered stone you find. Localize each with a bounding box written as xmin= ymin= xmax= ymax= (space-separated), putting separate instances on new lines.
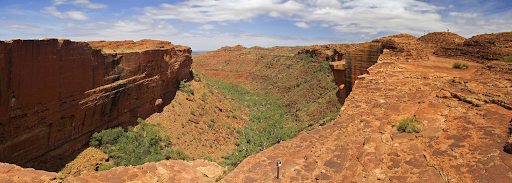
xmin=0 ymin=39 xmax=192 ymax=170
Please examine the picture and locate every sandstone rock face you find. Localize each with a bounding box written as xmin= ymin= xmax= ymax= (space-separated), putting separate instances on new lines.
xmin=298 ymin=45 xmax=345 ymax=62
xmin=420 ymin=32 xmax=512 ymax=63
xmin=222 ymin=34 xmax=512 ymax=182
xmin=343 ymin=43 xmax=383 ymax=96
xmin=63 ymin=160 xmax=223 ymax=183
xmin=0 ymin=39 xmax=192 ymax=171
xmin=0 ymin=163 xmax=57 ymax=183
xmin=0 ymin=163 xmax=56 ymax=183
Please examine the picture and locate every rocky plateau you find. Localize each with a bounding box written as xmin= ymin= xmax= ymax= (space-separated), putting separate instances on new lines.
xmin=1 ymin=32 xmax=512 ymax=182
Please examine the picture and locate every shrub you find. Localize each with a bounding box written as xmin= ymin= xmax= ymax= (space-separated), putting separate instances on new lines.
xmin=500 ymin=54 xmax=512 ymax=63
xmin=198 ymin=155 xmax=216 ymax=163
xmin=453 ymin=62 xmax=469 ymax=69
xmin=214 ymin=81 xmax=295 ymax=169
xmin=89 ymin=118 xmax=189 ymax=167
xmin=207 ymin=122 xmax=214 ymax=128
xmin=190 ymin=110 xmax=197 ymax=116
xmin=396 ymin=116 xmax=422 ymax=133
xmin=97 ymin=164 xmax=115 ymax=171
xmin=165 ymin=148 xmax=191 ymax=161
xmin=179 ymin=81 xmax=194 ymax=95
xmin=202 ymin=92 xmax=207 ymax=100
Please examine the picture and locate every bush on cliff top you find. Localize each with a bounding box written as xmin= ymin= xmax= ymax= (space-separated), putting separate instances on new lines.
xmin=89 ymin=118 xmax=190 ymax=167
xmin=396 ymin=116 xmax=422 ymax=133
xmin=500 ymin=54 xmax=512 ymax=63
xmin=453 ymin=62 xmax=469 ymax=69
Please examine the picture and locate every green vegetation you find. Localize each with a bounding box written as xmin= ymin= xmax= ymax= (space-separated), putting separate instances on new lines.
xmin=197 ymin=50 xmax=341 ymax=170
xmin=190 ymin=110 xmax=197 ymax=116
xmin=97 ymin=164 xmax=115 ymax=171
xmin=500 ymin=54 xmax=512 ymax=63
xmin=202 ymin=92 xmax=208 ymax=100
xmin=214 ymin=81 xmax=295 ymax=170
xmin=89 ymin=118 xmax=190 ymax=167
xmin=453 ymin=62 xmax=469 ymax=69
xmin=396 ymin=116 xmax=422 ymax=133
xmin=179 ymin=81 xmax=195 ymax=95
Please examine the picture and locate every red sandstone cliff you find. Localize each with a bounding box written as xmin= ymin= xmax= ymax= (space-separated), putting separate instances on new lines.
xmin=0 ymin=39 xmax=192 ymax=170
xmin=2 ymin=32 xmax=512 ymax=182
xmin=221 ymin=33 xmax=512 ymax=182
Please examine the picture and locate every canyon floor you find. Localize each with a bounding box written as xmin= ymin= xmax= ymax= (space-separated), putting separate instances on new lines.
xmin=1 ymin=32 xmax=512 ymax=182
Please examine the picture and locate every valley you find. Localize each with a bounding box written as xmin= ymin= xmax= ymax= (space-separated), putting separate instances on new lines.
xmin=1 ymin=32 xmax=511 ymax=182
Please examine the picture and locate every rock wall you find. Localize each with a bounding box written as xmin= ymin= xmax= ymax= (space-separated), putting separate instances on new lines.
xmin=344 ymin=43 xmax=383 ymax=95
xmin=296 ymin=43 xmax=382 ymax=106
xmin=0 ymin=39 xmax=192 ymax=170
xmin=221 ymin=34 xmax=512 ymax=183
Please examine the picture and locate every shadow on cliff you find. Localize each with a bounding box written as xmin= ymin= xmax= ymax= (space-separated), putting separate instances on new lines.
xmin=0 ymin=39 xmax=194 ymax=172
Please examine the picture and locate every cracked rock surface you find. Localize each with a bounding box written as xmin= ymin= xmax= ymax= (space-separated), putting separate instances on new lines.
xmin=222 ymin=35 xmax=512 ymax=182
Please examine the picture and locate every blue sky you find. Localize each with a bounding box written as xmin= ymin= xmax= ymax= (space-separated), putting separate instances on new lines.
xmin=0 ymin=0 xmax=511 ymax=50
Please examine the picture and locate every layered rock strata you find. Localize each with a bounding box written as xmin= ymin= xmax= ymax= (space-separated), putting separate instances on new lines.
xmin=222 ymin=35 xmax=512 ymax=182
xmin=419 ymin=32 xmax=512 ymax=63
xmin=0 ymin=39 xmax=192 ymax=170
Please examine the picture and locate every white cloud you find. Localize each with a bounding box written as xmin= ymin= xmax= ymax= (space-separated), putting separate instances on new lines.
xmin=70 ymin=0 xmax=108 ymax=9
xmin=315 ymin=0 xmax=341 ymax=9
xmin=0 ymin=21 xmax=50 ymax=32
xmin=53 ymin=0 xmax=67 ymax=5
xmin=15 ymin=0 xmax=511 ymax=51
xmin=42 ymin=6 xmax=89 ymax=21
xmin=198 ymin=24 xmax=216 ymax=30
xmin=65 ymin=19 xmax=179 ymax=41
xmin=42 ymin=0 xmax=107 ymax=21
xmin=141 ymin=0 xmax=305 ymax=23
xmin=449 ymin=12 xmax=477 ymax=18
xmin=294 ymin=22 xmax=311 ymax=29
xmin=269 ymin=11 xmax=281 ymax=18
xmin=138 ymin=0 xmax=452 ymax=35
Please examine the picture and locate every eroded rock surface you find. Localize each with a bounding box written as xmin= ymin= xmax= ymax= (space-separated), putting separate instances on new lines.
xmin=63 ymin=160 xmax=224 ymax=183
xmin=0 ymin=39 xmax=192 ymax=170
xmin=222 ymin=33 xmax=512 ymax=182
xmin=2 ymin=32 xmax=512 ymax=182
xmin=0 ymin=163 xmax=56 ymax=183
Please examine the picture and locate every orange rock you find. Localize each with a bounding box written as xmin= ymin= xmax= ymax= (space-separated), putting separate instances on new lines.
xmin=0 ymin=39 xmax=192 ymax=170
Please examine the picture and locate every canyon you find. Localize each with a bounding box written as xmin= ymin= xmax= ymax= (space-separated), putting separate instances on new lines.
xmin=0 ymin=39 xmax=192 ymax=171
xmin=1 ymin=31 xmax=512 ymax=182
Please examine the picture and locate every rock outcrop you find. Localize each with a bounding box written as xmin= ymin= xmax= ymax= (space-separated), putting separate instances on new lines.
xmin=63 ymin=160 xmax=225 ymax=183
xmin=221 ymin=34 xmax=512 ymax=182
xmin=419 ymin=32 xmax=512 ymax=63
xmin=2 ymin=32 xmax=512 ymax=182
xmin=0 ymin=39 xmax=192 ymax=171
xmin=0 ymin=163 xmax=56 ymax=183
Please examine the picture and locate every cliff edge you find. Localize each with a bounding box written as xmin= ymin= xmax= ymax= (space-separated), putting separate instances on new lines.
xmin=0 ymin=39 xmax=192 ymax=171
xmin=222 ymin=33 xmax=512 ymax=182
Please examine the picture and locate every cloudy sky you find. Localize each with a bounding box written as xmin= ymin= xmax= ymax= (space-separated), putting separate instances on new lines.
xmin=0 ymin=0 xmax=511 ymax=50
